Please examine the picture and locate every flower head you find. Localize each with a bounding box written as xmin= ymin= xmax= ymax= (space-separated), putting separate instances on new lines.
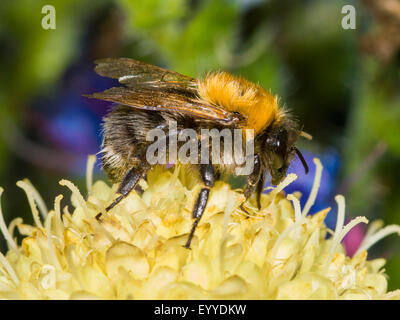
xmin=0 ymin=156 xmax=399 ymax=299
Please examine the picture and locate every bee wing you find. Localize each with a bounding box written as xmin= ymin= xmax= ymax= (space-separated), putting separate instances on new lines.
xmin=86 ymin=58 xmax=240 ymax=125
xmin=93 ymin=58 xmax=197 ymax=92
xmin=85 ymin=86 xmax=239 ymax=125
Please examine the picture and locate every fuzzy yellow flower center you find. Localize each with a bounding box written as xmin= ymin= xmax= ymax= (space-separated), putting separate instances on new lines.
xmin=0 ymin=156 xmax=398 ymax=300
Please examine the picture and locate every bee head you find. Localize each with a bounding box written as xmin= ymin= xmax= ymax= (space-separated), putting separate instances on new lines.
xmin=262 ymin=122 xmax=308 ymax=186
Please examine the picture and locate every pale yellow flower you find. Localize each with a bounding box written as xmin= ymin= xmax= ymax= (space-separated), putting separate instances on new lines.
xmin=0 ymin=156 xmax=399 ymax=300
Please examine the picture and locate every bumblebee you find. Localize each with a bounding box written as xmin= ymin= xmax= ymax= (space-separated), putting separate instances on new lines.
xmin=85 ymin=58 xmax=309 ymax=248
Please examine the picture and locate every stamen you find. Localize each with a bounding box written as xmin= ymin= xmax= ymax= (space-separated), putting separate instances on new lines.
xmin=59 ymin=180 xmax=90 ymax=218
xmin=302 ymin=158 xmax=322 ymax=217
xmin=16 ymin=181 xmax=44 ymax=229
xmin=355 ymin=224 xmax=400 ymax=255
xmin=45 ymin=212 xmax=62 ymax=270
xmin=365 ymin=220 xmax=384 ymax=238
xmin=21 ymin=179 xmax=48 ymax=219
xmin=59 ymin=180 xmax=115 ymax=243
xmin=263 ymin=175 xmax=302 ymax=253
xmin=86 ymin=155 xmax=97 ymax=196
xmin=54 ymin=195 xmax=65 ymax=249
xmin=325 ymin=216 xmax=368 ymax=273
xmin=0 ymin=251 xmax=19 ymax=286
xmin=0 ymin=188 xmax=18 ymax=250
xmin=271 ymin=220 xmax=302 ymax=260
xmin=271 ymin=195 xmax=309 ymax=257
xmin=271 ymin=173 xmax=297 ymax=196
xmin=7 ymin=218 xmax=22 ymax=244
xmin=222 ymin=191 xmax=236 ymax=238
xmin=287 ymin=194 xmax=302 ymax=222
xmin=62 ymin=206 xmax=72 ymax=228
xmin=334 ymin=216 xmax=368 ymax=253
xmin=325 ymin=195 xmax=368 ymax=271
xmin=333 ymin=195 xmax=345 ymax=242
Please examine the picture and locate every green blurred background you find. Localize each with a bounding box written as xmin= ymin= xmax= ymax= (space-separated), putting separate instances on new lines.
xmin=0 ymin=0 xmax=399 ymax=290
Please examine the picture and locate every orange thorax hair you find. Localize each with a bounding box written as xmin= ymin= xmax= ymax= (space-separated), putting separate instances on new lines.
xmin=197 ymin=72 xmax=280 ymax=134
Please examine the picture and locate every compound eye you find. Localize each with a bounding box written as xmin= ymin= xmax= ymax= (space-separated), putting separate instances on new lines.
xmin=266 ymin=137 xmax=279 ymax=150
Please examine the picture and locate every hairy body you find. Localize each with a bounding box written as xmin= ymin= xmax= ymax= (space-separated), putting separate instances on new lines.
xmin=86 ymin=58 xmax=308 ymax=248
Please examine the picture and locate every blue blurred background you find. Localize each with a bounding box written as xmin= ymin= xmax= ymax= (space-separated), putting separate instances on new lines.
xmin=0 ymin=0 xmax=399 ymax=289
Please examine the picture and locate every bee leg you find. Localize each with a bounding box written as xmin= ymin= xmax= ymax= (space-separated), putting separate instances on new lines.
xmin=133 ymin=173 xmax=147 ymax=196
xmin=184 ymin=164 xmax=215 ymax=249
xmin=255 ymin=172 xmax=265 ymax=210
xmin=95 ymin=166 xmax=147 ymax=220
xmin=240 ymin=154 xmax=261 ymax=214
xmin=133 ymin=184 xmax=144 ymax=196
xmin=240 ymin=182 xmax=257 ymax=217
